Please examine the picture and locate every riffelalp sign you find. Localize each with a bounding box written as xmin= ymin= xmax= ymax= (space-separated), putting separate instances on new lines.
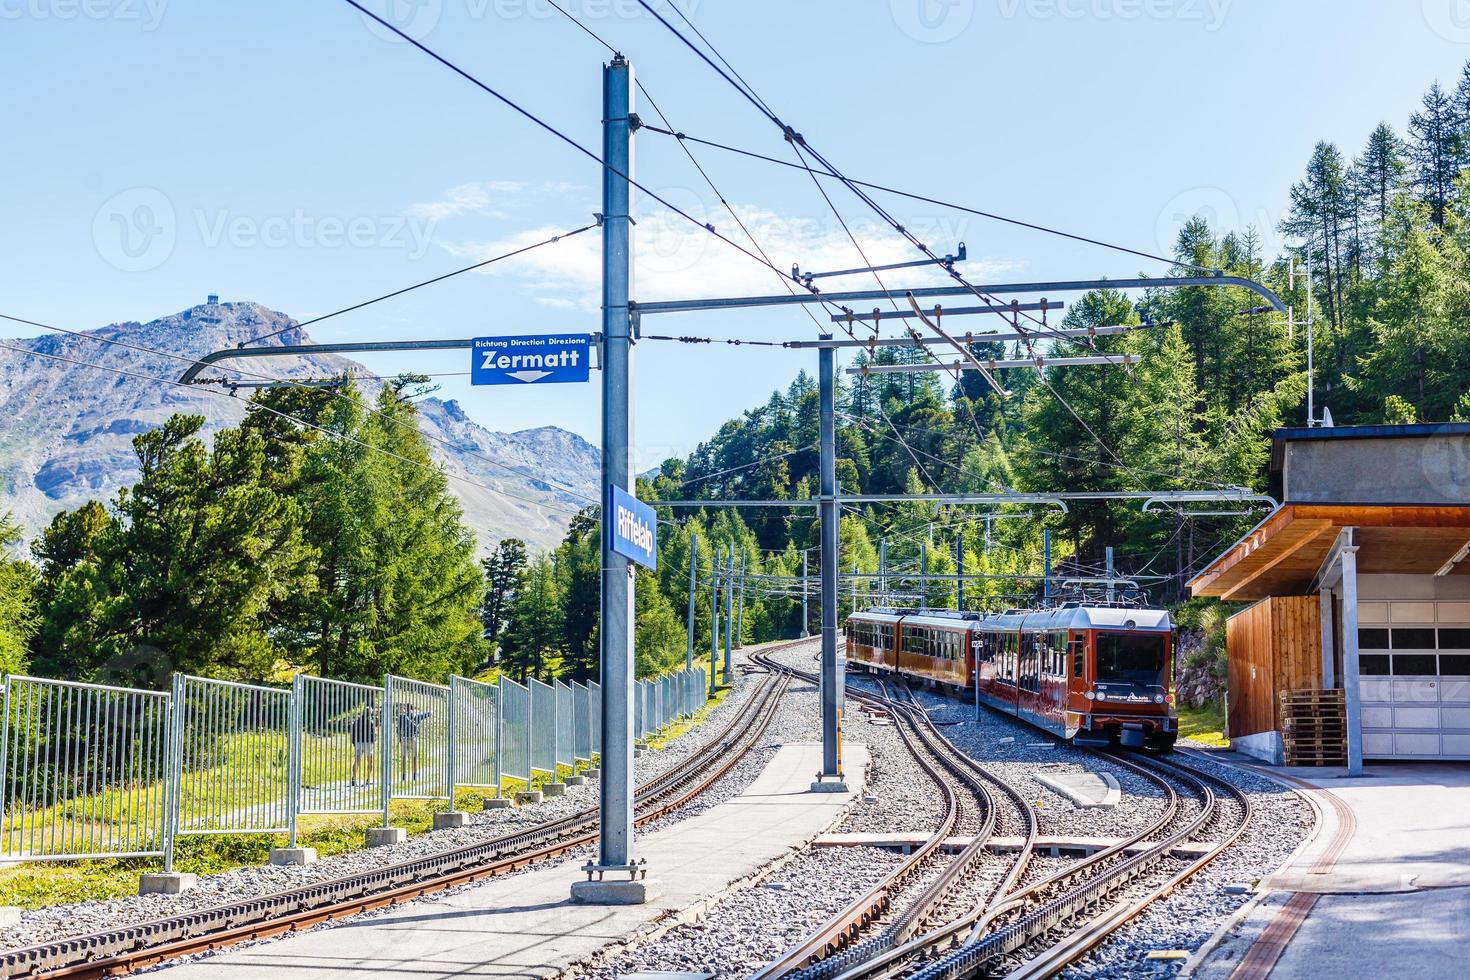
xmin=470 ymin=334 xmax=591 ymax=385
xmin=607 ymin=484 xmax=657 ymax=570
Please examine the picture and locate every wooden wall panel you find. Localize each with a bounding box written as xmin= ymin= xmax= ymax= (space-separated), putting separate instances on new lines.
xmin=1225 ymin=595 xmax=1323 ymax=738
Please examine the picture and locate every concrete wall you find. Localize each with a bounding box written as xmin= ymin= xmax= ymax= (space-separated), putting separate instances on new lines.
xmin=1230 ymin=729 xmax=1283 ymax=765
xmin=1284 ymin=435 xmax=1470 ymax=504
xmin=1357 ymin=574 xmax=1470 ymax=602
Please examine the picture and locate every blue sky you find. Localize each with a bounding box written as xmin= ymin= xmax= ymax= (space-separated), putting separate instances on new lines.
xmin=3 ymin=0 xmax=1467 ymax=466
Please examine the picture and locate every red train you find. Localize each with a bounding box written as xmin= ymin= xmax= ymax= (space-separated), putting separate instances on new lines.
xmin=845 ymin=605 xmax=1178 ymax=750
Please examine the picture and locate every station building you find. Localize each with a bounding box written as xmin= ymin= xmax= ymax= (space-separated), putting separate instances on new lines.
xmin=1190 ymin=423 xmax=1470 ymax=772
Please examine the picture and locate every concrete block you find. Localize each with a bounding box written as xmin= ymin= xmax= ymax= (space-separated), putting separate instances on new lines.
xmin=585 ymin=767 xmax=600 ymax=778
xmin=634 ymin=747 xmax=647 ymax=757
xmin=365 ymin=826 xmax=407 ymax=848
xmin=268 ymin=846 xmax=318 ymax=867
xmin=570 ymin=877 xmax=663 ymax=905
xmin=0 ymin=907 xmax=21 ymax=928
xmin=138 ymin=872 xmax=198 ymax=895
xmin=483 ymin=796 xmax=513 ymax=810
xmin=433 ymin=811 xmax=469 ymax=830
xmin=809 ymin=780 xmax=850 ymax=793
xmin=542 ymin=782 xmax=567 ymax=797
xmin=566 ymin=775 xmax=586 ymax=786
xmin=516 ymin=790 xmax=543 ymax=805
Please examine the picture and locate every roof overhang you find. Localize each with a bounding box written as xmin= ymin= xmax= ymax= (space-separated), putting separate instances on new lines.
xmin=1189 ymin=504 xmax=1470 ymax=601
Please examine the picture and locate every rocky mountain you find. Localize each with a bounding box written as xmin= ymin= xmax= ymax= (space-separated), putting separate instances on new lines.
xmin=0 ymin=300 xmax=599 ymax=552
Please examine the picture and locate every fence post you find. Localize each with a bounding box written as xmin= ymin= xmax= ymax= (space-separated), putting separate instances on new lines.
xmin=0 ymin=678 xmax=9 ymax=840
xmin=380 ymin=677 xmax=393 ymax=829
xmin=494 ymin=675 xmax=505 ymax=799
xmin=447 ymin=676 xmax=459 ymax=808
xmin=287 ymin=674 xmax=302 ymax=848
xmin=163 ymin=672 xmax=184 ymax=873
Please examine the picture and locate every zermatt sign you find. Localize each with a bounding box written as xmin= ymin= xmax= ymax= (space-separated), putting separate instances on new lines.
xmin=470 ymin=334 xmax=592 ymax=385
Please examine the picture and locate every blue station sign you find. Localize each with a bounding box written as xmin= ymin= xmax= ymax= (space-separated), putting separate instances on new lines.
xmin=607 ymin=484 xmax=657 ymax=571
xmin=471 ymin=334 xmax=591 ymax=385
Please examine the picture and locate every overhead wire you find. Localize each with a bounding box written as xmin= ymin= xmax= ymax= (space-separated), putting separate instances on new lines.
xmin=0 ymin=340 xmax=575 ymax=512
xmin=0 ymin=311 xmax=598 ymax=505
xmin=237 ymin=219 xmax=600 ymax=347
xmin=338 ymin=0 xmax=804 ymax=290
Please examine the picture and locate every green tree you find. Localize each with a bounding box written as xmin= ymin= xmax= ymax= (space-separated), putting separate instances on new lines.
xmin=0 ymin=514 xmax=37 ymax=676
xmin=501 ymin=554 xmax=561 ymax=681
xmin=481 ymin=537 xmax=528 ymax=652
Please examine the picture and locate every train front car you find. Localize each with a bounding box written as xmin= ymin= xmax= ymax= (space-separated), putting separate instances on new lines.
xmin=1070 ymin=606 xmax=1177 ymax=751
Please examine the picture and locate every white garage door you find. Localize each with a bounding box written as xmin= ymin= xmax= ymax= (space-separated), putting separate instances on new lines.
xmin=1358 ymin=601 xmax=1470 ymax=760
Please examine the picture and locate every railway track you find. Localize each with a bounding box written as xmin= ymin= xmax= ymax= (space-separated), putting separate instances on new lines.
xmin=0 ymin=642 xmax=803 ymax=980
xmin=751 ymin=648 xmax=1256 ymax=980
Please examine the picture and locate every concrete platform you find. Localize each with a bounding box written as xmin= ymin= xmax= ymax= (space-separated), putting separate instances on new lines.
xmin=1187 ymin=759 xmax=1470 ymax=979
xmin=155 ymin=741 xmax=869 ymax=979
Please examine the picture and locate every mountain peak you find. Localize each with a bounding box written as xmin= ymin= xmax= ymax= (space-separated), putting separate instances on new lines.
xmin=0 ymin=300 xmax=598 ymax=552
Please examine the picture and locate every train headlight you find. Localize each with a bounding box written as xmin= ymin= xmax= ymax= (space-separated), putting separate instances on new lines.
xmin=1083 ymin=691 xmax=1095 ymax=701
xmin=1153 ymin=694 xmax=1165 ymax=704
xmin=1093 ymin=691 xmax=1105 ymax=701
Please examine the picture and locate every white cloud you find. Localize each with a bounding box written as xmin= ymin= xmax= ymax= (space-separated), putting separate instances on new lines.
xmin=440 ymin=199 xmax=1023 ymax=314
xmin=407 ymin=180 xmax=587 ymax=222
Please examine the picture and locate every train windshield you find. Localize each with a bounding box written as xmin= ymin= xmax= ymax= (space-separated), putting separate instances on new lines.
xmin=1095 ymin=632 xmax=1166 ymax=689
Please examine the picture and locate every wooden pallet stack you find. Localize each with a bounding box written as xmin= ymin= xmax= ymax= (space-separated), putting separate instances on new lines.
xmin=1280 ymin=689 xmax=1347 ymax=766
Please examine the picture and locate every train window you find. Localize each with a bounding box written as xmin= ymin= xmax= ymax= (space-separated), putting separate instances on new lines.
xmin=1070 ymin=635 xmax=1085 ymax=678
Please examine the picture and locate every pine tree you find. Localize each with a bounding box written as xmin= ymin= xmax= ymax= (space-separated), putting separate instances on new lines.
xmin=0 ymin=513 xmax=37 ymax=676
xmin=481 ymin=537 xmax=528 ymax=652
xmin=1409 ymin=81 xmax=1460 ymax=226
xmin=500 ymin=555 xmax=562 ymax=682
xmin=1355 ymin=123 xmax=1408 ymax=268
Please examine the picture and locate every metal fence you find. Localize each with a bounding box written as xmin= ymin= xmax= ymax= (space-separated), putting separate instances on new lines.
xmin=529 ymin=679 xmax=556 ymax=776
xmin=449 ymin=676 xmax=497 ymax=800
xmin=498 ymin=675 xmax=531 ymax=790
xmin=0 ymin=665 xmax=707 ymax=868
xmin=555 ymin=681 xmax=574 ymax=769
xmin=0 ymin=676 xmax=171 ymax=861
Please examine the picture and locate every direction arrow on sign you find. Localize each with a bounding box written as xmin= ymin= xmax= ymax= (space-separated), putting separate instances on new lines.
xmin=471 ymin=334 xmax=592 ymax=386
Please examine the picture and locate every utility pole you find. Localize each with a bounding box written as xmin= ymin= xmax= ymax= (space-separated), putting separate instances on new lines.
xmin=1043 ymin=529 xmax=1052 ymax=606
xmin=814 ymin=339 xmax=845 ymax=791
xmin=879 ymin=537 xmax=887 ymax=605
xmin=576 ymin=54 xmax=646 ymax=904
xmin=955 ymin=533 xmax=964 ymax=610
xmin=685 ymin=535 xmax=697 ymax=670
xmin=735 ymin=550 xmax=747 ymax=649
xmin=801 ymin=551 xmax=810 ymax=638
xmin=722 ymin=548 xmax=734 ymax=683
xmin=920 ymin=542 xmax=929 ymax=610
xmin=851 ymin=563 xmax=858 ymax=612
xmin=709 ymin=546 xmax=720 ymax=697
xmin=1106 ymin=545 xmax=1115 ymax=604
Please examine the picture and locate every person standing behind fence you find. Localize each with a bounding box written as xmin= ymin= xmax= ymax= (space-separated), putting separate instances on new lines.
xmin=396 ymin=703 xmax=433 ymax=782
xmin=348 ymin=703 xmax=378 ymax=787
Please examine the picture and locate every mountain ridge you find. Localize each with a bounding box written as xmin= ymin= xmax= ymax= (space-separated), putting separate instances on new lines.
xmin=0 ymin=300 xmax=599 ymax=552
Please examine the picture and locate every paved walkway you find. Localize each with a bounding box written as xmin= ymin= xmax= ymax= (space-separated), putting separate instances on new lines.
xmin=1190 ymin=760 xmax=1470 ymax=979
xmin=159 ymin=740 xmax=869 ymax=979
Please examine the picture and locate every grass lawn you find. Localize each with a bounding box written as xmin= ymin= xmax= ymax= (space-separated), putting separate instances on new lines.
xmin=1176 ymin=698 xmax=1228 ymax=747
